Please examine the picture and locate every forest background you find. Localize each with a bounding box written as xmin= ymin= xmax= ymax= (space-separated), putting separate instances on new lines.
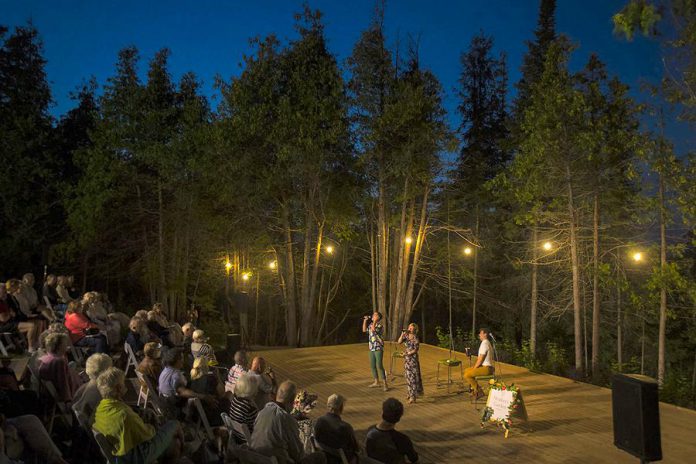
xmin=3 ymin=0 xmax=696 ymax=407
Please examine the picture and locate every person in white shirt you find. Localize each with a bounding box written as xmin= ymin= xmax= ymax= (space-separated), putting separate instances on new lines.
xmin=464 ymin=327 xmax=495 ymax=399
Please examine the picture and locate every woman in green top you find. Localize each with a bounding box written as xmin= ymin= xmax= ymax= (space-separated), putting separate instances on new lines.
xmin=93 ymin=367 xmax=183 ymax=463
xmin=362 ymin=311 xmax=388 ymax=391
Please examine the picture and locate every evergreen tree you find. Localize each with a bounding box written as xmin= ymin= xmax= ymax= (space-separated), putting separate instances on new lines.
xmin=0 ymin=23 xmax=55 ymax=275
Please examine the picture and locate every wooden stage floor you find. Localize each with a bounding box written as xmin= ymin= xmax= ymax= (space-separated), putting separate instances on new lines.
xmin=254 ymin=343 xmax=696 ymax=464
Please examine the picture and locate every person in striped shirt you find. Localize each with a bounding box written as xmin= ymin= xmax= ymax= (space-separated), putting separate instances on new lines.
xmin=190 ymin=329 xmax=216 ymax=362
xmin=228 ymin=373 xmax=259 ymax=444
xmin=225 ymin=350 xmax=248 ymax=393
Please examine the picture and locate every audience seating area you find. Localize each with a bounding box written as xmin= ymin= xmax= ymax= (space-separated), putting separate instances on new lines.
xmin=1 ymin=272 xmax=411 ymax=464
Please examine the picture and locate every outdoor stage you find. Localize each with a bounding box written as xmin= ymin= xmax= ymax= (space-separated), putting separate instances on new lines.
xmin=254 ymin=343 xmax=696 ymax=463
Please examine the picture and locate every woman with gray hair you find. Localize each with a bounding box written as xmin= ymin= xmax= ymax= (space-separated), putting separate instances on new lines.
xmin=228 ymin=373 xmax=259 ymax=444
xmin=73 ymin=353 xmax=113 ymax=423
xmin=94 ymin=367 xmax=183 ymax=463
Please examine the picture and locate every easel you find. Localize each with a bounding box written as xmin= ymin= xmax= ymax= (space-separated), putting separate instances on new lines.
xmin=479 ymin=381 xmax=529 ymax=438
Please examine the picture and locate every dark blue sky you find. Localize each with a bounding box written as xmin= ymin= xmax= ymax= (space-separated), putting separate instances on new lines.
xmin=4 ymin=0 xmax=680 ymax=145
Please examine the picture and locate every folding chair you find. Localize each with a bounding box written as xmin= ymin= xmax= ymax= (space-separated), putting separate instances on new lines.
xmin=0 ymin=332 xmax=14 ymax=356
xmin=41 ymin=378 xmax=73 ymax=433
xmin=221 ymin=411 xmax=253 ymax=452
xmin=189 ymin=397 xmax=215 ymax=442
xmin=134 ymin=370 xmax=166 ymax=416
xmin=123 ymin=342 xmax=139 ymax=376
xmin=92 ymin=428 xmax=118 ymax=464
xmin=311 ymin=436 xmax=349 ymax=464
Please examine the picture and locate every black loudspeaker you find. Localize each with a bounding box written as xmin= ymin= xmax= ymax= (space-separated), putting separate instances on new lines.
xmin=612 ymin=373 xmax=662 ymax=462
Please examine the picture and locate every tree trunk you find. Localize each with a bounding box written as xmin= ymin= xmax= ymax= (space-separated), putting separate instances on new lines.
xmin=567 ymin=166 xmax=583 ymax=375
xmin=306 ymin=221 xmax=324 ymax=345
xmin=299 ymin=204 xmax=314 ymax=346
xmin=157 ymin=181 xmax=167 ymax=311
xmin=658 ymin=172 xmax=667 ymax=386
xmin=402 ymin=187 xmax=429 ymax=333
xmin=530 ymin=226 xmax=538 ymax=355
xmin=281 ymin=204 xmax=298 ymax=347
xmin=591 ymin=193 xmax=600 ymax=378
xmin=377 ymin=170 xmax=388 ymax=319
xmin=471 ymin=207 xmax=480 ymax=338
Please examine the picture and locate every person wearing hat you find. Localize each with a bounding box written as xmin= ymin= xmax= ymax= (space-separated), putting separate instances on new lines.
xmin=190 ymin=329 xmax=216 ymax=362
xmin=137 ymin=342 xmax=163 ymax=389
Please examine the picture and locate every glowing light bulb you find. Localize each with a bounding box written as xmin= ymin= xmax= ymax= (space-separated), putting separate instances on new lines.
xmin=242 ymin=272 xmax=251 ymax=281
xmin=633 ymin=252 xmax=643 ymax=262
xmin=325 ymin=245 xmax=334 ymax=254
xmin=543 ymin=242 xmax=553 ymax=251
xmin=464 ymin=247 xmax=472 ymax=256
xmin=269 ymin=261 xmax=277 ymax=269
xmin=404 ymin=237 xmax=413 ymax=245
xmin=225 ymin=261 xmax=232 ymax=272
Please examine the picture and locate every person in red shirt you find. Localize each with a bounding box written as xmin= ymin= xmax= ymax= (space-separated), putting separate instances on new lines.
xmin=64 ymin=301 xmax=108 ymax=354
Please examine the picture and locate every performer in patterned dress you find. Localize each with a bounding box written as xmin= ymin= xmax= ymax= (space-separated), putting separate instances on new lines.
xmin=398 ymin=323 xmax=422 ymax=404
xmin=362 ymin=311 xmax=388 ymax=391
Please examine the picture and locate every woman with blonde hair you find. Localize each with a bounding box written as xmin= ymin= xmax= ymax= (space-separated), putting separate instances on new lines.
xmin=38 ymin=332 xmax=82 ymax=402
xmin=397 ymin=322 xmax=423 ymax=404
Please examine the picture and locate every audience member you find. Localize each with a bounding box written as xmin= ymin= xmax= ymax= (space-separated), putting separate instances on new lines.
xmin=73 ymin=353 xmax=113 ymax=424
xmin=42 ymin=274 xmax=59 ymax=307
xmin=249 ymin=356 xmax=276 ymax=409
xmin=144 ymin=311 xmax=172 ymax=348
xmin=94 ymin=367 xmax=183 ymax=463
xmin=225 ymin=350 xmax=248 ymax=393
xmin=0 ymin=414 xmax=69 ymax=464
xmin=0 ymin=283 xmax=38 ymax=352
xmin=365 ymin=398 xmax=418 ymax=464
xmin=314 ymin=394 xmax=359 ymax=464
xmin=55 ymin=276 xmax=73 ymax=304
xmin=228 ymin=373 xmax=259 ymax=444
xmin=250 ymin=380 xmax=325 ymax=464
xmin=126 ymin=318 xmax=146 ymax=356
xmin=190 ymin=329 xmax=216 ymax=361
xmin=190 ymin=357 xmax=224 ymax=425
xmin=38 ymin=333 xmax=82 ymax=402
xmin=159 ymin=348 xmax=214 ymax=419
xmin=64 ymin=300 xmax=108 ymax=354
xmin=137 ymin=342 xmax=162 ymax=388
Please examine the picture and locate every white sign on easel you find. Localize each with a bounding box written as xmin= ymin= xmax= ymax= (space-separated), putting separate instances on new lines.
xmin=487 ymin=388 xmax=515 ymax=421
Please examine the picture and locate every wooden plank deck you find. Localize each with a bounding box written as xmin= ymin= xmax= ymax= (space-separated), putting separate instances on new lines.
xmin=252 ymin=343 xmax=696 ymax=464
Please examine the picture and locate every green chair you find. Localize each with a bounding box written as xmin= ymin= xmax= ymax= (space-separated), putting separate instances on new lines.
xmin=437 ymin=358 xmax=463 ymax=392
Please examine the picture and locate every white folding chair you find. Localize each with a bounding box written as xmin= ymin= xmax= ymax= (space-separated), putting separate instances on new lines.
xmin=189 ymin=397 xmax=215 ymax=442
xmin=42 ymin=378 xmax=73 ymax=433
xmin=0 ymin=332 xmax=14 ymax=356
xmin=123 ymin=342 xmax=139 ymax=376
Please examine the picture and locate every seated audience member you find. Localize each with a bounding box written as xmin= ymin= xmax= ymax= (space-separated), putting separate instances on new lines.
xmin=314 ymin=394 xmax=359 ymax=464
xmin=228 ymin=373 xmax=259 ymax=444
xmin=225 ymin=350 xmax=248 ymax=393
xmin=190 ymin=329 xmax=216 ymax=361
xmin=190 ymin=357 xmax=224 ymax=397
xmin=137 ymin=342 xmax=162 ymax=388
xmin=94 ymin=367 xmax=183 ymax=463
xmin=39 ymin=322 xmax=70 ymax=352
xmin=365 ymin=398 xmax=418 ymax=464
xmin=38 ymin=333 xmax=82 ymax=402
xmin=73 ymin=353 xmax=113 ymax=423
xmin=144 ymin=311 xmax=172 ymax=348
xmin=42 ymin=274 xmax=60 ymax=307
xmin=64 ymin=300 xmax=108 ymax=354
xmin=6 ymin=280 xmax=48 ymax=333
xmin=250 ymin=381 xmax=326 ymax=464
xmin=149 ymin=303 xmax=169 ymax=328
xmin=20 ymin=273 xmax=55 ymax=322
xmin=55 ymin=276 xmax=73 ymax=304
xmin=249 ymin=356 xmax=276 ymax=409
xmin=126 ymin=317 xmax=146 ymax=356
xmin=190 ymin=357 xmax=224 ymax=425
xmin=159 ymin=348 xmax=214 ymax=418
xmin=0 ymin=414 xmax=69 ymax=464
xmin=0 ymin=283 xmax=39 ymax=352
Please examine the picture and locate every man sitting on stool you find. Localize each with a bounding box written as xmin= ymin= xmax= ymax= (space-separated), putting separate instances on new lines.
xmin=464 ymin=327 xmax=494 ymax=399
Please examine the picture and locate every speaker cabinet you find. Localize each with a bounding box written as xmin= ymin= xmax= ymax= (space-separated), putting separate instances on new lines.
xmin=612 ymin=373 xmax=662 ymax=462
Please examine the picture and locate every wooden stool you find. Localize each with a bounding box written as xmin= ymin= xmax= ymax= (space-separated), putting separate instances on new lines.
xmin=437 ymin=359 xmax=463 ymax=392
